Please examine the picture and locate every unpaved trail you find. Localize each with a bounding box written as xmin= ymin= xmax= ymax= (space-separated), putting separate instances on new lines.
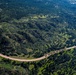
xmin=0 ymin=46 xmax=76 ymax=62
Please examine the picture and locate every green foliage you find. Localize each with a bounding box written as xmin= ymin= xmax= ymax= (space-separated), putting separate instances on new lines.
xmin=0 ymin=49 xmax=76 ymax=75
xmin=0 ymin=0 xmax=76 ymax=57
xmin=0 ymin=0 xmax=76 ymax=75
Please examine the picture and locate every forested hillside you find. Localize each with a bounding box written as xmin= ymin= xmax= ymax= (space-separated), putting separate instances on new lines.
xmin=0 ymin=0 xmax=76 ymax=57
xmin=0 ymin=0 xmax=76 ymax=75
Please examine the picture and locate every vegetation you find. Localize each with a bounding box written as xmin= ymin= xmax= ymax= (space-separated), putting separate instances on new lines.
xmin=0 ymin=0 xmax=76 ymax=75
xmin=0 ymin=49 xmax=76 ymax=75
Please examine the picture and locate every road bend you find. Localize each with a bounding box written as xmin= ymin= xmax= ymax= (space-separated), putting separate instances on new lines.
xmin=0 ymin=46 xmax=76 ymax=62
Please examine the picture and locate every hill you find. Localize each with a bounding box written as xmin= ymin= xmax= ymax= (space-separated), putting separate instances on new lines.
xmin=0 ymin=0 xmax=76 ymax=58
xmin=0 ymin=0 xmax=76 ymax=75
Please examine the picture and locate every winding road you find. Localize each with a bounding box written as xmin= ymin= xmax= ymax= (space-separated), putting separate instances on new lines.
xmin=0 ymin=46 xmax=76 ymax=62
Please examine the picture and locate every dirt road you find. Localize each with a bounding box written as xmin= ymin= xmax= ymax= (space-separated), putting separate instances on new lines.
xmin=0 ymin=46 xmax=76 ymax=62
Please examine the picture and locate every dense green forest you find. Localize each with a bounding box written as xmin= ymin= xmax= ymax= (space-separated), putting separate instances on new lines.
xmin=0 ymin=0 xmax=76 ymax=75
xmin=0 ymin=49 xmax=76 ymax=75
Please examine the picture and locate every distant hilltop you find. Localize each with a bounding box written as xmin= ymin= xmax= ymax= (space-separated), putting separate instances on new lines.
xmin=69 ymin=0 xmax=76 ymax=4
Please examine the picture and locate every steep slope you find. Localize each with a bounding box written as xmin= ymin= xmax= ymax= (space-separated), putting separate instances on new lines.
xmin=0 ymin=0 xmax=76 ymax=75
xmin=0 ymin=0 xmax=76 ymax=57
